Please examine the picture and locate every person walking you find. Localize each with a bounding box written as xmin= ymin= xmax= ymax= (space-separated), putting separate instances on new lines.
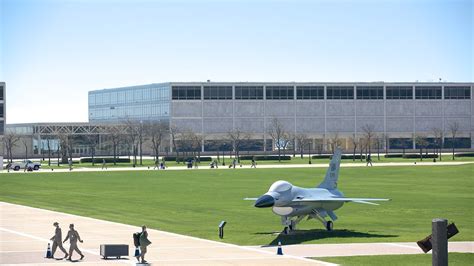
xmin=63 ymin=224 xmax=84 ymax=261
xmin=232 ymin=158 xmax=237 ymax=169
xmin=153 ymin=159 xmax=159 ymax=170
xmin=139 ymin=225 xmax=151 ymax=264
xmin=50 ymin=222 xmax=68 ymax=259
xmin=101 ymin=159 xmax=107 ymax=170
xmin=251 ymin=158 xmax=257 ymax=168
xmin=366 ymin=154 xmax=373 ymax=167
xmin=68 ymin=159 xmax=73 ymax=171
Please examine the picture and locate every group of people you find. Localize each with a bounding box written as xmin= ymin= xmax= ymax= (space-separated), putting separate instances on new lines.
xmin=48 ymin=222 xmax=84 ymax=261
xmin=48 ymin=223 xmax=152 ymax=263
xmin=153 ymin=159 xmax=166 ymax=170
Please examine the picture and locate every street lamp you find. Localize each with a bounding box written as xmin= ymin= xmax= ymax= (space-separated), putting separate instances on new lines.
xmin=222 ymin=143 xmax=226 ymax=166
xmin=308 ymin=142 xmax=312 ymax=164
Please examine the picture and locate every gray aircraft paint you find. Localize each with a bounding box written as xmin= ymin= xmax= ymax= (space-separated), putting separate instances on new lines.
xmin=246 ymin=148 xmax=389 ymax=232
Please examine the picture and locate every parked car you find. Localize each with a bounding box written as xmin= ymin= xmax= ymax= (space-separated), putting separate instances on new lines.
xmin=10 ymin=160 xmax=41 ymax=171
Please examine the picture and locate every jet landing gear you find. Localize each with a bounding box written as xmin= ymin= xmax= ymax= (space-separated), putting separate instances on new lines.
xmin=281 ymin=216 xmax=304 ymax=235
xmin=326 ymin=221 xmax=333 ymax=231
xmin=311 ymin=210 xmax=336 ymax=231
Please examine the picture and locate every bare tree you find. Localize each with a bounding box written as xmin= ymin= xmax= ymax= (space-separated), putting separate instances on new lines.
xmin=329 ymin=132 xmax=342 ymax=153
xmin=3 ymin=132 xmax=20 ymax=163
xmin=448 ymin=121 xmax=460 ymax=160
xmin=267 ymin=118 xmax=289 ymax=162
xmin=45 ymin=137 xmax=52 ymax=166
xmin=227 ymin=129 xmax=250 ymax=161
xmin=361 ymin=124 xmax=376 ymax=156
xmin=295 ymin=133 xmax=310 ymax=159
xmin=108 ymin=125 xmax=124 ymax=165
xmin=146 ymin=121 xmax=168 ymax=161
xmin=349 ymin=133 xmax=359 ymax=161
xmin=431 ymin=127 xmax=444 ymax=161
xmin=415 ymin=135 xmax=428 ymax=161
xmin=125 ymin=120 xmax=142 ymax=166
xmin=169 ymin=123 xmax=181 ymax=162
xmin=57 ymin=132 xmax=73 ymax=164
xmin=85 ymin=134 xmax=99 ymax=166
xmin=21 ymin=138 xmax=29 ymax=160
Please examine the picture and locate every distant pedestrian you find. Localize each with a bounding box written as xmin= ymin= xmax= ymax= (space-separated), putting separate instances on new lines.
xmin=6 ymin=162 xmax=11 ymax=172
xmin=50 ymin=222 xmax=68 ymax=259
xmin=194 ymin=158 xmax=198 ymax=169
xmin=68 ymin=159 xmax=73 ymax=171
xmin=153 ymin=159 xmax=159 ymax=170
xmin=251 ymin=158 xmax=257 ymax=168
xmin=139 ymin=225 xmax=151 ymax=264
xmin=101 ymin=159 xmax=107 ymax=170
xmin=232 ymin=158 xmax=237 ymax=169
xmin=366 ymin=154 xmax=373 ymax=167
xmin=63 ymin=224 xmax=84 ymax=261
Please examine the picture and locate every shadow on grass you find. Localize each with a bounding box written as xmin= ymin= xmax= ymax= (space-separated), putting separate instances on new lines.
xmin=256 ymin=229 xmax=398 ymax=246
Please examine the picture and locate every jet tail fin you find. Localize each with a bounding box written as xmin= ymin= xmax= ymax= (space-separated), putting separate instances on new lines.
xmin=317 ymin=147 xmax=342 ymax=190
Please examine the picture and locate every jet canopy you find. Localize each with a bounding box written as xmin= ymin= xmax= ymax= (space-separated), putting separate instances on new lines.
xmin=268 ymin=180 xmax=292 ymax=193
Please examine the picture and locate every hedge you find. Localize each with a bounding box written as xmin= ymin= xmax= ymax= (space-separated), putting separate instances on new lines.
xmin=80 ymin=157 xmax=131 ymax=163
xmin=311 ymin=155 xmax=331 ymax=159
xmin=239 ymin=155 xmax=291 ymax=161
xmin=163 ymin=156 xmax=212 ymax=162
xmin=454 ymin=152 xmax=474 ymax=157
xmin=402 ymin=154 xmax=438 ymax=159
xmin=384 ymin=154 xmax=404 ymax=158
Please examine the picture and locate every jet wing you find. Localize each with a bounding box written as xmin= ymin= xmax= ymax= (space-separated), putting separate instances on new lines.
xmin=292 ymin=197 xmax=390 ymax=205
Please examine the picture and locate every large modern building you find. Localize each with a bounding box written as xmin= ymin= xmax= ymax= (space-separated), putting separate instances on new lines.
xmin=89 ymin=82 xmax=474 ymax=151
xmin=1 ymin=82 xmax=5 ymax=135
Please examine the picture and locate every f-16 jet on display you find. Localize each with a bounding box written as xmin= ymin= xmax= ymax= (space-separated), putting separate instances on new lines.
xmin=245 ymin=148 xmax=390 ymax=234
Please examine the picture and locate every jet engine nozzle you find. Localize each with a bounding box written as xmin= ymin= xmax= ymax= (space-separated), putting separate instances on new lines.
xmin=254 ymin=195 xmax=275 ymax=208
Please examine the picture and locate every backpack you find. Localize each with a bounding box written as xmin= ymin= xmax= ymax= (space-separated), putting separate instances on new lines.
xmin=133 ymin=232 xmax=141 ymax=247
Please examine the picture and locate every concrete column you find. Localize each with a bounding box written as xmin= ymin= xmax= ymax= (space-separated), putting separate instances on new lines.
xmin=432 ymin=218 xmax=448 ymax=266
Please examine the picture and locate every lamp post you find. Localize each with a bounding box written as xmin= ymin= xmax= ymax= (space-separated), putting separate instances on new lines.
xmin=308 ymin=142 xmax=312 ymax=164
xmin=222 ymin=143 xmax=226 ymax=166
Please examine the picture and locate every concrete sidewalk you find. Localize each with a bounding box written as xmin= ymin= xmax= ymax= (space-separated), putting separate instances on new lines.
xmin=248 ymin=241 xmax=474 ymax=258
xmin=0 ymin=202 xmax=327 ymax=265
xmin=2 ymin=161 xmax=472 ymax=174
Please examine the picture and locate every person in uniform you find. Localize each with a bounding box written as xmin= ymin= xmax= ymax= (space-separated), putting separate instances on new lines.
xmin=50 ymin=222 xmax=68 ymax=259
xmin=139 ymin=225 xmax=152 ymax=264
xmin=63 ymin=224 xmax=84 ymax=261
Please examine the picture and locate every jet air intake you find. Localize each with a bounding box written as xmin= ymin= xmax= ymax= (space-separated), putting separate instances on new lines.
xmin=254 ymin=195 xmax=275 ymax=208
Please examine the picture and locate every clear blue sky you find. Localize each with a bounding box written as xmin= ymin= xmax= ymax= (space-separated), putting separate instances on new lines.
xmin=1 ymin=0 xmax=472 ymax=123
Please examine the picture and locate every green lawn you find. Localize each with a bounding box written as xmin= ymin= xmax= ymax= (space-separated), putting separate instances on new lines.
xmin=0 ymin=165 xmax=472 ymax=246
xmin=36 ymin=153 xmax=474 ymax=169
xmin=317 ymin=253 xmax=474 ymax=266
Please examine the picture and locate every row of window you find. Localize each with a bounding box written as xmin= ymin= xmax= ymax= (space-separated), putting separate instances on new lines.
xmin=90 ymin=103 xmax=170 ymax=119
xmin=90 ymin=86 xmax=170 ymax=105
xmin=0 ymin=86 xmax=4 ymax=101
xmin=171 ymin=86 xmax=471 ymax=100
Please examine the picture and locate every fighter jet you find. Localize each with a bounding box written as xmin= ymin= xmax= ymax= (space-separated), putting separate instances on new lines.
xmin=245 ymin=148 xmax=389 ymax=234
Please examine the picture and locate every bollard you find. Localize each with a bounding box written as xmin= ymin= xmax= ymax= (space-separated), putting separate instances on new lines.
xmin=432 ymin=218 xmax=448 ymax=266
xmin=218 ymin=221 xmax=227 ymax=239
xmin=277 ymin=241 xmax=283 ymax=255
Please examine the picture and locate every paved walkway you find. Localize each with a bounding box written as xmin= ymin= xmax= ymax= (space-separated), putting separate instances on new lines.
xmin=248 ymin=241 xmax=474 ymax=258
xmin=0 ymin=202 xmax=327 ymax=266
xmin=2 ymin=161 xmax=472 ymax=174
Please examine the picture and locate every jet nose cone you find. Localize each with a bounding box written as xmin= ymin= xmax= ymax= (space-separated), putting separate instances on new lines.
xmin=254 ymin=195 xmax=275 ymax=208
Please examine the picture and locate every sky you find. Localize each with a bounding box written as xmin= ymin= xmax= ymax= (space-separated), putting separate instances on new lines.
xmin=0 ymin=0 xmax=472 ymax=124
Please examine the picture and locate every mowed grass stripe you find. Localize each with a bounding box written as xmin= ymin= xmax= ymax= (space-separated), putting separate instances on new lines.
xmin=0 ymin=165 xmax=472 ymax=246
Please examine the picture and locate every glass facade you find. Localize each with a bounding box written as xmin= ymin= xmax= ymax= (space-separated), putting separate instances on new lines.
xmin=172 ymin=86 xmax=201 ymax=100
xmin=235 ymin=86 xmax=264 ymax=100
xmin=444 ymin=86 xmax=471 ymax=99
xmin=386 ymin=86 xmax=413 ymax=100
xmin=89 ymin=83 xmax=171 ymax=122
xmin=203 ymin=86 xmax=232 ymax=100
xmin=266 ymin=86 xmax=294 ymax=100
xmin=326 ymin=86 xmax=354 ymax=100
xmin=356 ymin=86 xmax=383 ymax=100
xmin=296 ymin=86 xmax=324 ymax=99
xmin=415 ymin=86 xmax=442 ymax=99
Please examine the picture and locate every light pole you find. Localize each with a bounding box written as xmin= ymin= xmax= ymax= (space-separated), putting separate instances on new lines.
xmin=308 ymin=142 xmax=312 ymax=164
xmin=222 ymin=143 xmax=226 ymax=166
